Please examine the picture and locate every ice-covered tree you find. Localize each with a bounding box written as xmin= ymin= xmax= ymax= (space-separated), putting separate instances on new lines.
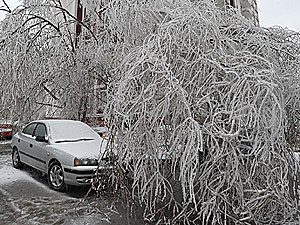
xmin=0 ymin=0 xmax=105 ymax=124
xmin=0 ymin=0 xmax=299 ymax=224
xmin=96 ymin=0 xmax=300 ymax=224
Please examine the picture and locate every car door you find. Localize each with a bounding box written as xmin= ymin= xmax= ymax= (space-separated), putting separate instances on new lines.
xmin=31 ymin=123 xmax=48 ymax=172
xmin=18 ymin=122 xmax=37 ymax=166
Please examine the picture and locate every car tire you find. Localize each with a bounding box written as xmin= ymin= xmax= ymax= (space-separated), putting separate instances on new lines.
xmin=12 ymin=147 xmax=24 ymax=169
xmin=48 ymin=161 xmax=66 ymax=192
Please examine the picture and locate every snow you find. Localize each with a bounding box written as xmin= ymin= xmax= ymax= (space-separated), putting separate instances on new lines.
xmin=294 ymin=152 xmax=300 ymax=161
xmin=0 ymin=165 xmax=40 ymax=185
xmin=51 ymin=138 xmax=108 ymax=158
xmin=44 ymin=120 xmax=99 ymax=143
xmin=35 ymin=120 xmax=110 ymax=158
xmin=0 ymin=152 xmax=47 ymax=188
xmin=0 ymin=140 xmax=11 ymax=145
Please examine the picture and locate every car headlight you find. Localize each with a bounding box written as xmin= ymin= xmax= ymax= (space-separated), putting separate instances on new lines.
xmin=74 ymin=158 xmax=98 ymax=166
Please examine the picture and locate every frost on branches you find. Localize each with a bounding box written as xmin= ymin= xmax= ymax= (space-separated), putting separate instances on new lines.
xmin=0 ymin=0 xmax=106 ymax=124
xmin=0 ymin=0 xmax=299 ymax=224
xmin=103 ymin=1 xmax=300 ymax=224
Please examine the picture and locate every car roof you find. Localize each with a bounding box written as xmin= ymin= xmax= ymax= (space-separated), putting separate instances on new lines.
xmin=31 ymin=119 xmax=84 ymax=125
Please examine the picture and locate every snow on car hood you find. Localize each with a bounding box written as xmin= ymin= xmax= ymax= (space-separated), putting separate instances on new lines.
xmin=51 ymin=138 xmax=108 ymax=159
xmin=48 ymin=120 xmax=99 ymax=143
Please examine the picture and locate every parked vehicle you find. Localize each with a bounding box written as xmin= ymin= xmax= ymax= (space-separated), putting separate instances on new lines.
xmin=11 ymin=120 xmax=110 ymax=191
xmin=0 ymin=120 xmax=13 ymax=140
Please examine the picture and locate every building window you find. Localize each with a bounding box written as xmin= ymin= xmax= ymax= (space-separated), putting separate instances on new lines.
xmin=229 ymin=0 xmax=235 ymax=7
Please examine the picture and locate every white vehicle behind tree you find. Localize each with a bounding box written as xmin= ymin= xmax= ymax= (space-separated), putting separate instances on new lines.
xmin=11 ymin=120 xmax=109 ymax=191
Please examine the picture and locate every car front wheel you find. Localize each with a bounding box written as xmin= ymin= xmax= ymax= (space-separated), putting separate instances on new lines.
xmin=48 ymin=161 xmax=66 ymax=191
xmin=12 ymin=147 xmax=24 ymax=169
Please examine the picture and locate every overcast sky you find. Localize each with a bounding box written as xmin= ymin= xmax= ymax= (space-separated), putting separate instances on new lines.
xmin=0 ymin=0 xmax=300 ymax=31
xmin=0 ymin=0 xmax=21 ymax=21
xmin=257 ymin=0 xmax=300 ymax=31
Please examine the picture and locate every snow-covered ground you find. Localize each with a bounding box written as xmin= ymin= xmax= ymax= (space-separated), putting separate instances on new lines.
xmin=0 ymin=165 xmax=39 ymax=185
xmin=0 ymin=144 xmax=143 ymax=224
xmin=0 ymin=140 xmax=11 ymax=145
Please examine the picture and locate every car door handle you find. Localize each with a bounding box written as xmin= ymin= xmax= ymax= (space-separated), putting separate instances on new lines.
xmin=29 ymin=144 xmax=33 ymax=148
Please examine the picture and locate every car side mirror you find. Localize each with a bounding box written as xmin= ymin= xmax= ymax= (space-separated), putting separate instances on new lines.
xmin=35 ymin=136 xmax=48 ymax=143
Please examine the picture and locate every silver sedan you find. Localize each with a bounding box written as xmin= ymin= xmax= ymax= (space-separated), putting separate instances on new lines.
xmin=11 ymin=120 xmax=108 ymax=191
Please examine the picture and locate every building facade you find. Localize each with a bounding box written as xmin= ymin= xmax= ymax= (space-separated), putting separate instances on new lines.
xmin=59 ymin=0 xmax=84 ymax=43
xmin=215 ymin=0 xmax=259 ymax=26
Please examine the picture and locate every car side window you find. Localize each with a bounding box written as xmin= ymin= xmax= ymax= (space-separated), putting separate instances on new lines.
xmin=34 ymin=123 xmax=47 ymax=137
xmin=22 ymin=123 xmax=36 ymax=136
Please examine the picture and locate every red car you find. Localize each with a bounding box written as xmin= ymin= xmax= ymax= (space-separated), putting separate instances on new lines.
xmin=0 ymin=121 xmax=13 ymax=140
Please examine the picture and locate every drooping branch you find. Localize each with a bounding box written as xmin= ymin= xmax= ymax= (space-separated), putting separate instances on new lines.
xmin=41 ymin=82 xmax=59 ymax=101
xmin=0 ymin=0 xmax=11 ymax=13
xmin=53 ymin=0 xmax=99 ymax=45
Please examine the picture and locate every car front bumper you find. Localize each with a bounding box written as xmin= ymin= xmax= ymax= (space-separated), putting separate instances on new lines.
xmin=63 ymin=165 xmax=112 ymax=186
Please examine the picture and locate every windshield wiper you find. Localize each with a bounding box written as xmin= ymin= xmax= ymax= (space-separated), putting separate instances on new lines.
xmin=55 ymin=138 xmax=94 ymax=143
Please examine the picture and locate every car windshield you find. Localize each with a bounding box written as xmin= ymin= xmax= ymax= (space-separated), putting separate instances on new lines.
xmin=49 ymin=121 xmax=98 ymax=143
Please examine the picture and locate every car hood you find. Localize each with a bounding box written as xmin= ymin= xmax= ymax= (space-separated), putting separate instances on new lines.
xmin=51 ymin=139 xmax=108 ymax=159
